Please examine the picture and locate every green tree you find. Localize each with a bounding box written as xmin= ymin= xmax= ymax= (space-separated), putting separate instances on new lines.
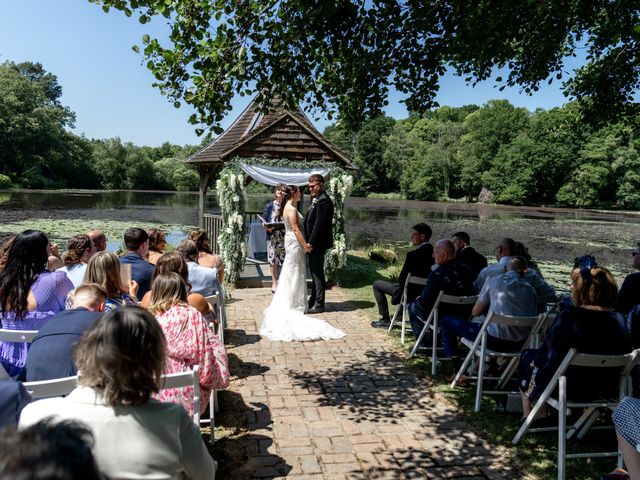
xmin=0 ymin=61 xmax=90 ymax=187
xmin=458 ymin=100 xmax=529 ymax=198
xmin=90 ymin=0 xmax=639 ymax=132
xmin=352 ymin=115 xmax=395 ymax=195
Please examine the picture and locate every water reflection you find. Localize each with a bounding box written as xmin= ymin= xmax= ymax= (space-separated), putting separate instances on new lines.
xmin=1 ymin=190 xmax=639 ymax=252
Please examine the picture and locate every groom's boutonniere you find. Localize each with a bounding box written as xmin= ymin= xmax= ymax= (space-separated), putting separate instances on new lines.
xmin=310 ymin=197 xmax=318 ymax=209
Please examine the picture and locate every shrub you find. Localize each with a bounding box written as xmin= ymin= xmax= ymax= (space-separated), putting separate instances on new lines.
xmin=368 ymin=247 xmax=397 ymax=264
xmin=0 ymin=174 xmax=11 ymax=189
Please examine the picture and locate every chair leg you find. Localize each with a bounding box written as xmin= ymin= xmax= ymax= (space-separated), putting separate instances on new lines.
xmin=409 ymin=318 xmax=430 ymax=359
xmin=475 ymin=339 xmax=487 ymax=413
xmin=400 ymin=303 xmax=407 ymax=344
xmin=497 ymin=357 xmax=518 ymax=390
xmin=431 ymin=314 xmax=438 ymax=376
xmin=389 ymin=304 xmax=401 ymax=332
xmin=558 ymin=376 xmax=567 ymax=480
xmin=209 ymin=391 xmax=216 ymax=443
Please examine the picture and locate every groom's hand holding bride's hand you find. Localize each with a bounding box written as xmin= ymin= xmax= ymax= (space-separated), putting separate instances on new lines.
xmin=304 ymin=243 xmax=313 ymax=253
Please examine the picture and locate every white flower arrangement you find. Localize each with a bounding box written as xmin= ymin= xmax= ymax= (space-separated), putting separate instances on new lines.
xmin=217 ymin=167 xmax=247 ymax=283
xmin=324 ymin=172 xmax=354 ymax=281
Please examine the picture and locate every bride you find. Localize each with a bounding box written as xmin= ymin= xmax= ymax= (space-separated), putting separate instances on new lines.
xmin=260 ymin=185 xmax=345 ymax=342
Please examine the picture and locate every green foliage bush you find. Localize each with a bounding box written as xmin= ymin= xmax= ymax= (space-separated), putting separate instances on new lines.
xmin=0 ymin=174 xmax=11 ymax=189
xmin=368 ymin=247 xmax=397 ymax=264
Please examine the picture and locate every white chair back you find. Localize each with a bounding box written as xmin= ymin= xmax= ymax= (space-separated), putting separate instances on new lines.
xmin=161 ymin=365 xmax=200 ymax=425
xmin=23 ymin=375 xmax=79 ymax=400
xmin=0 ymin=329 xmax=39 ymax=343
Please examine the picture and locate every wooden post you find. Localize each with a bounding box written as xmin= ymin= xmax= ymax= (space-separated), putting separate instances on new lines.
xmin=198 ymin=165 xmax=217 ymax=228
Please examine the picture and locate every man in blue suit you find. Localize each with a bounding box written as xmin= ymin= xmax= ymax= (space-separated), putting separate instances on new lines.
xmin=23 ymin=284 xmax=106 ymax=382
xmin=119 ymin=227 xmax=155 ymax=300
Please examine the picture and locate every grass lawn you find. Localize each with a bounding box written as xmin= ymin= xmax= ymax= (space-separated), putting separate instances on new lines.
xmin=334 ymin=251 xmax=620 ymax=480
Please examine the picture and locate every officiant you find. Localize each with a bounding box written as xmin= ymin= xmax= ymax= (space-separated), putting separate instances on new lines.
xmin=263 ymin=184 xmax=287 ymax=293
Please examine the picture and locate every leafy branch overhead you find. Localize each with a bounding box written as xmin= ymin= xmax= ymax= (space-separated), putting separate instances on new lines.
xmin=90 ymin=0 xmax=639 ymax=132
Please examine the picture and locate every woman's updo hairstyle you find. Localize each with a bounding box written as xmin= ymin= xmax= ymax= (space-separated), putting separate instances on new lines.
xmin=63 ymin=235 xmax=93 ymax=266
xmin=278 ymin=185 xmax=299 ymax=218
xmin=572 ymin=266 xmax=618 ymax=308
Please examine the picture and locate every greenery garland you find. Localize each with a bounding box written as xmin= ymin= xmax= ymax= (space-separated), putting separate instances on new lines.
xmin=216 ymin=166 xmax=247 ymax=284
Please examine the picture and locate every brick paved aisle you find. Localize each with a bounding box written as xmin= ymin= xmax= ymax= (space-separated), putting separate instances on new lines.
xmin=220 ymin=287 xmax=515 ymax=479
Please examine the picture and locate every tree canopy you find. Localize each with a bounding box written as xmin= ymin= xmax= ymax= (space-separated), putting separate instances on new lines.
xmin=90 ymin=0 xmax=639 ymax=133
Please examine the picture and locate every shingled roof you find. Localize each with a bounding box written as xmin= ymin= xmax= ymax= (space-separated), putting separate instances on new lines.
xmin=187 ymin=96 xmax=356 ymax=169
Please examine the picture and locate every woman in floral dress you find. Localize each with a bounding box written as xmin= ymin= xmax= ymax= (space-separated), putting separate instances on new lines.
xmin=148 ymin=272 xmax=229 ymax=416
xmin=263 ymin=184 xmax=286 ymax=292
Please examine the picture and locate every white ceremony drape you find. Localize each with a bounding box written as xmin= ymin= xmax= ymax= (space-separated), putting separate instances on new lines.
xmin=239 ymin=163 xmax=330 ymax=186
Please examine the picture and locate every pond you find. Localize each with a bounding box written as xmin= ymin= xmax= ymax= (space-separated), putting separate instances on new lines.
xmin=1 ymin=189 xmax=639 ymax=284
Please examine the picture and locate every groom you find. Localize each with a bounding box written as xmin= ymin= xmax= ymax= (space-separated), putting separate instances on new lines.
xmin=304 ymin=174 xmax=334 ymax=314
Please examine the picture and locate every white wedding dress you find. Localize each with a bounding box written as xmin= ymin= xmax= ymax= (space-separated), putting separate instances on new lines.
xmin=260 ymin=209 xmax=346 ymax=342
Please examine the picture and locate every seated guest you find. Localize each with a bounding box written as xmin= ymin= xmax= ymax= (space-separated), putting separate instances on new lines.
xmin=0 ymin=380 xmax=31 ymax=429
xmin=86 ymin=229 xmax=107 ymax=253
xmin=474 ymin=237 xmax=516 ymax=291
xmin=475 ymin=238 xmax=555 ymax=308
xmin=451 ymin=231 xmax=487 ymax=280
xmin=0 ymin=236 xmax=15 ymax=271
xmin=23 ymin=284 xmax=106 ymax=381
xmin=611 ymin=397 xmax=640 ymax=480
xmin=59 ymin=235 xmax=96 ymax=287
xmin=616 ymin=242 xmax=640 ymax=316
xmin=47 ymin=241 xmax=64 ymax=271
xmin=0 ymin=230 xmax=74 ymax=377
xmin=519 ymin=266 xmax=631 ymax=417
xmin=0 ymin=419 xmax=102 ymax=480
xmin=371 ymin=223 xmax=434 ymax=329
xmin=82 ymin=252 xmax=137 ymax=311
xmin=440 ymin=257 xmax=537 ymax=371
xmin=19 ymin=306 xmax=218 ymax=479
xmin=408 ymin=239 xmax=474 ymax=347
xmin=119 ymin=227 xmax=154 ymax=300
xmin=147 ymin=228 xmax=166 ymax=265
xmin=514 ymin=241 xmax=542 ymax=275
xmin=176 ymin=239 xmax=219 ymax=297
xmin=148 ymin=272 xmax=229 ymax=416
xmin=140 ymin=252 xmax=213 ymax=321
xmin=188 ymin=228 xmax=225 ymax=284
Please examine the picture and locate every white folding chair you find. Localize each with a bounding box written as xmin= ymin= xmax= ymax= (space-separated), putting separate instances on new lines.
xmin=23 ymin=375 xmax=79 ymax=400
xmin=409 ymin=292 xmax=478 ymax=376
xmin=199 ymin=389 xmax=216 ymax=443
xmin=449 ymin=311 xmax=540 ymax=412
xmin=388 ymin=274 xmax=427 ymax=344
xmin=0 ymin=329 xmax=39 ymax=380
xmin=204 ymin=293 xmax=224 ymax=343
xmin=0 ymin=329 xmax=39 ymax=343
xmin=161 ymin=365 xmax=200 ymax=426
xmin=512 ymin=348 xmax=640 ymax=480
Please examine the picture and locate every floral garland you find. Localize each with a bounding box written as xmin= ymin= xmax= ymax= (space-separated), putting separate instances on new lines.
xmin=216 ymin=167 xmax=247 ymax=284
xmin=324 ymin=171 xmax=354 ymax=281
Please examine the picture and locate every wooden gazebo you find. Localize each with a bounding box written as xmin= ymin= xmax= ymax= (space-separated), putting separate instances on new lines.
xmin=187 ymin=96 xmax=357 ymax=235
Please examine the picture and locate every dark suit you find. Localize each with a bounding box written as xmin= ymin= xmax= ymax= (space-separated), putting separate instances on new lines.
xmin=372 ymin=243 xmax=434 ymax=321
xmin=120 ymin=252 xmax=155 ymax=300
xmin=304 ymin=190 xmax=334 ymax=309
xmin=456 ymin=245 xmax=488 ymax=281
xmin=616 ymin=271 xmax=640 ymax=315
xmin=23 ymin=308 xmax=102 ymax=381
xmin=409 ymin=260 xmax=474 ymax=345
xmin=0 ymin=380 xmax=31 ymax=429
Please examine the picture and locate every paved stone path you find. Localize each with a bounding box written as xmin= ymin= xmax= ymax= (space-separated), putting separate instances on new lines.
xmin=221 ymin=287 xmax=515 ymax=479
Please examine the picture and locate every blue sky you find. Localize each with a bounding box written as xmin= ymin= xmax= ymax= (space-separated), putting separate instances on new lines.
xmin=1 ymin=0 xmax=582 ymax=146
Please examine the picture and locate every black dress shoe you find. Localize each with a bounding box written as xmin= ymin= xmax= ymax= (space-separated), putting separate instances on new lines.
xmin=370 ymin=319 xmax=391 ymax=329
xmin=306 ymin=307 xmax=324 ymax=314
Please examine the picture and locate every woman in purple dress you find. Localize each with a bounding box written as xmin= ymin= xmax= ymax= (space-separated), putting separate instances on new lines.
xmin=0 ymin=230 xmax=74 ymax=377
